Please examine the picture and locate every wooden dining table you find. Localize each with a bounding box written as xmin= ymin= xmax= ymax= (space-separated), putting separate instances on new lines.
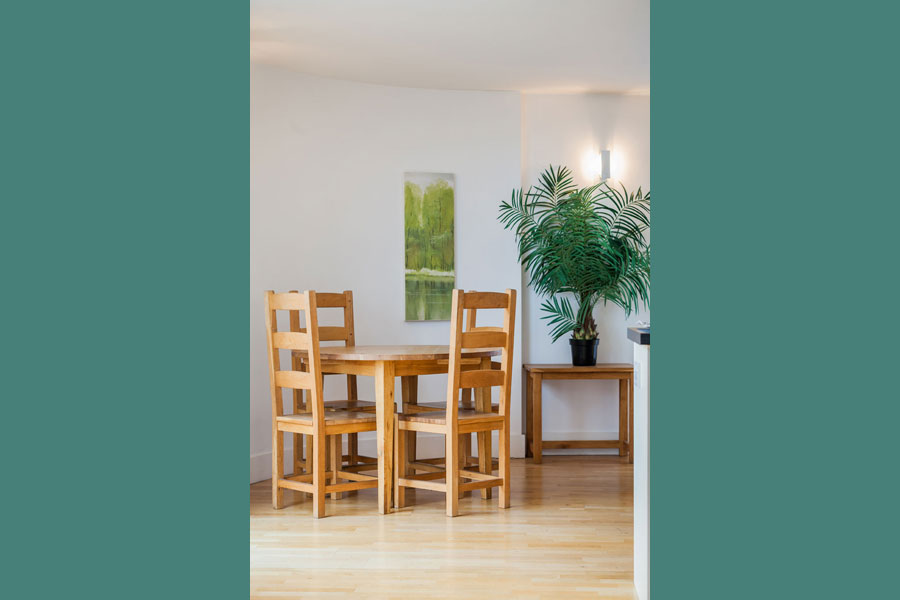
xmin=294 ymin=345 xmax=501 ymax=514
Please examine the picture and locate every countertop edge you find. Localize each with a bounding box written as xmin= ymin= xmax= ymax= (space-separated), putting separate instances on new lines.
xmin=627 ymin=327 xmax=650 ymax=345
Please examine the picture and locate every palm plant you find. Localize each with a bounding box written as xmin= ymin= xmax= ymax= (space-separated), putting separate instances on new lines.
xmin=499 ymin=165 xmax=650 ymax=342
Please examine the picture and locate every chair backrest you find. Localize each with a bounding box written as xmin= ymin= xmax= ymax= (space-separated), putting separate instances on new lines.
xmin=464 ymin=302 xmax=504 ymax=334
xmin=446 ymin=289 xmax=516 ymax=423
xmin=287 ymin=290 xmax=356 ymax=345
xmin=263 ymin=290 xmax=325 ymax=430
xmin=287 ymin=290 xmax=358 ymax=401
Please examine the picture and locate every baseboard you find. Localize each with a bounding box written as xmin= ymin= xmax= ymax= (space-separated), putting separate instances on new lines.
xmin=250 ymin=449 xmax=273 ymax=484
xmin=251 ymin=432 xmax=529 ymax=484
xmin=538 ymin=431 xmax=622 ymax=456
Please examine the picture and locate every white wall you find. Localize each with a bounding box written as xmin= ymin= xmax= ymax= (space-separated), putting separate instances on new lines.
xmin=250 ymin=69 xmax=651 ymax=480
xmin=250 ymin=65 xmax=523 ymax=482
xmin=521 ymin=94 xmax=650 ymax=451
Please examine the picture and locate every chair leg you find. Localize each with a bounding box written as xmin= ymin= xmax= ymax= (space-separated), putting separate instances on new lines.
xmin=293 ymin=433 xmax=303 ymax=476
xmin=346 ymin=433 xmax=359 ymax=495
xmin=312 ymin=432 xmax=326 ymax=518
xmin=349 ymin=433 xmax=359 ymax=465
xmin=499 ymin=421 xmax=511 ymax=509
xmin=477 ymin=430 xmax=492 ymax=500
xmin=293 ymin=388 xmax=304 ymax=475
xmin=446 ymin=430 xmax=459 ymax=517
xmin=394 ymin=422 xmax=406 ymax=508
xmin=401 ymin=376 xmax=419 ymax=463
xmin=483 ymin=434 xmax=492 ymax=499
xmin=272 ymin=429 xmax=284 ymax=509
xmin=329 ymin=435 xmax=342 ymax=500
xmin=461 ymin=391 xmax=473 ymax=469
xmin=305 ymin=434 xmax=314 ymax=497
xmin=461 ymin=388 xmax=473 ymax=408
xmin=458 ymin=435 xmax=467 ymax=498
xmin=476 ymin=385 xmax=492 ymax=500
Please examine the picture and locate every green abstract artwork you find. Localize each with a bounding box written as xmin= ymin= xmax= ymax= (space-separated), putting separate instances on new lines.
xmin=404 ymin=172 xmax=455 ymax=321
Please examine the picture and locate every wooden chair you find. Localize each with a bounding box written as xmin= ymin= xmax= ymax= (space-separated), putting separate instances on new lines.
xmin=264 ymin=290 xmax=379 ymax=518
xmin=416 ymin=303 xmax=501 ymax=495
xmin=394 ymin=289 xmax=516 ymax=517
xmin=290 ymin=290 xmax=375 ymax=476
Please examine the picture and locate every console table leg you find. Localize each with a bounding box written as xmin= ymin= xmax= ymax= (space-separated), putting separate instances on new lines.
xmin=533 ymin=373 xmax=542 ymax=464
xmin=524 ymin=368 xmax=533 ymax=458
xmin=619 ymin=378 xmax=628 ymax=457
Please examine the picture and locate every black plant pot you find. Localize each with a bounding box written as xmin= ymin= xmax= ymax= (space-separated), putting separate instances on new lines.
xmin=569 ymin=338 xmax=599 ymax=366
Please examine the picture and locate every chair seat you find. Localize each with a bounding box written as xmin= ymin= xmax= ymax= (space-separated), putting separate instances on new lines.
xmin=399 ymin=409 xmax=502 ymax=425
xmin=412 ymin=401 xmax=446 ymax=411
xmin=324 ymin=399 xmax=376 ymax=411
xmin=277 ymin=411 xmax=376 ymax=426
xmin=419 ymin=401 xmax=499 ymax=413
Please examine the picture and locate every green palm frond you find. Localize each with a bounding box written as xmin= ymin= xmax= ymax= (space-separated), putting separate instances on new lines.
xmin=533 ymin=165 xmax=577 ymax=202
xmin=539 ymin=296 xmax=580 ymax=342
xmin=500 ymin=165 xmax=650 ymax=340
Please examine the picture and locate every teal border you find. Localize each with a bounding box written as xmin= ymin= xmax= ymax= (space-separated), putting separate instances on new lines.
xmin=5 ymin=0 xmax=898 ymax=596
xmin=653 ymin=1 xmax=898 ymax=597
xmin=3 ymin=1 xmax=248 ymax=597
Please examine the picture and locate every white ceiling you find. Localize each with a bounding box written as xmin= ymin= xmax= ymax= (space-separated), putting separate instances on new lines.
xmin=250 ymin=0 xmax=649 ymax=94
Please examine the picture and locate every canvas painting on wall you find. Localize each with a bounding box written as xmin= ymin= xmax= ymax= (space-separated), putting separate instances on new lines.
xmin=404 ymin=172 xmax=455 ymax=321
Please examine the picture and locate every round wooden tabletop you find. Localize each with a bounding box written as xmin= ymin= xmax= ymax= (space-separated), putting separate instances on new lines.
xmin=313 ymin=344 xmax=500 ymax=361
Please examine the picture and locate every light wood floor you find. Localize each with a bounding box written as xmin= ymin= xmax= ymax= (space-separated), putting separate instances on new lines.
xmin=250 ymin=456 xmax=635 ymax=599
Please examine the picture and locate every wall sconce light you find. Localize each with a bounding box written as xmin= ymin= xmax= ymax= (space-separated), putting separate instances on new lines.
xmin=598 ymin=149 xmax=611 ymax=181
xmin=584 ymin=149 xmax=612 ymax=182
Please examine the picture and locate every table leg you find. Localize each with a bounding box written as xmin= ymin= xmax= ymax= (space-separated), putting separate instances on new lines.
xmin=629 ymin=375 xmax=635 ymax=464
xmin=401 ymin=375 xmax=418 ymax=462
xmin=476 ymin=356 xmax=492 ymax=499
xmin=375 ymin=360 xmax=395 ymax=514
xmin=524 ymin=369 xmax=533 ymax=458
xmin=347 ymin=374 xmax=359 ymax=465
xmin=533 ymin=373 xmax=542 ymax=464
xmin=619 ymin=378 xmax=628 ymax=457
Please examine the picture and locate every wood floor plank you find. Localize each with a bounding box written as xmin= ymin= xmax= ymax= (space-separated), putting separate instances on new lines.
xmin=250 ymin=455 xmax=635 ymax=599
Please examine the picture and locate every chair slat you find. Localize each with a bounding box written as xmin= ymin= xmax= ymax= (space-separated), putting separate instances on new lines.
xmin=270 ymin=292 xmax=308 ymax=311
xmin=461 ymin=292 xmax=509 ymax=309
xmin=272 ymin=331 xmax=310 ymax=350
xmin=318 ymin=326 xmax=349 ymax=341
xmin=460 ymin=330 xmax=507 ymax=349
xmin=315 ymin=292 xmax=348 ymax=308
xmin=458 ymin=368 xmax=504 ymax=389
xmin=275 ymin=370 xmax=313 ymax=390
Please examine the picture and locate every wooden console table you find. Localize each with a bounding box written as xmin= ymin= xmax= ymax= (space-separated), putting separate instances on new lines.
xmin=523 ymin=363 xmax=634 ymax=464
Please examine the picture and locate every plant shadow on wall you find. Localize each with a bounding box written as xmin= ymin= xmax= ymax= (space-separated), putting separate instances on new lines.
xmin=499 ymin=166 xmax=650 ymax=365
